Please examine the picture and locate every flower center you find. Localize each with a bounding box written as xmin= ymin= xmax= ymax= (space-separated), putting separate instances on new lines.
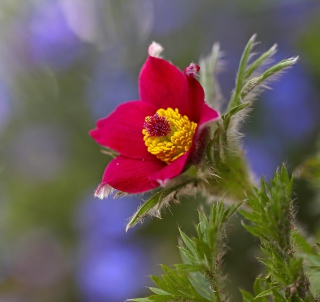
xmin=142 ymin=108 xmax=197 ymax=164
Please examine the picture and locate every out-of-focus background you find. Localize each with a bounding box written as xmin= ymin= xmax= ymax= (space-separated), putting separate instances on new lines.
xmin=1 ymin=0 xmax=320 ymax=301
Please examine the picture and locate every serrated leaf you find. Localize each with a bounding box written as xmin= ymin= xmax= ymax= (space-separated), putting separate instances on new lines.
xmin=128 ymin=298 xmax=152 ymax=302
xmin=225 ymin=202 xmax=242 ymax=218
xmin=242 ymin=222 xmax=261 ymax=237
xmin=254 ymin=288 xmax=273 ymax=299
xmin=179 ymin=247 xmax=197 ymax=264
xmin=291 ymin=232 xmax=316 ymax=254
xmin=147 ymin=294 xmax=173 ymax=301
xmin=149 ymin=287 xmax=170 ymax=295
xmin=150 ymin=275 xmax=169 ymax=291
xmin=253 ymin=277 xmax=266 ymax=298
xmin=309 ymin=265 xmax=320 ymax=271
xmin=161 ymin=265 xmax=185 ymax=288
xmin=175 ymin=264 xmax=203 ymax=273
xmin=179 ymin=229 xmax=198 ymax=256
xmin=240 ymin=289 xmax=255 ymax=302
xmin=239 ymin=209 xmax=260 ymax=222
xmin=194 ymin=239 xmax=212 ymax=264
xmin=306 ymin=254 xmax=320 ymax=267
xmin=271 ymin=289 xmax=286 ymax=302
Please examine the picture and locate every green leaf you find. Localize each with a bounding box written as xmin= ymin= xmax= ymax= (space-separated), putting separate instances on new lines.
xmin=291 ymin=231 xmax=316 ymax=255
xmin=271 ymin=289 xmax=286 ymax=302
xmin=148 ymin=287 xmax=170 ymax=295
xmin=179 ymin=247 xmax=197 ymax=264
xmin=241 ymin=222 xmax=261 ymax=238
xmin=224 ymin=102 xmax=250 ymax=119
xmin=306 ymin=254 xmax=320 ymax=267
xmin=245 ymin=43 xmax=277 ymax=79
xmin=238 ymin=209 xmax=260 ymax=223
xmin=253 ymin=277 xmax=266 ymax=298
xmin=151 ymin=275 xmax=169 ymax=292
xmin=126 ymin=181 xmax=193 ymax=231
xmin=228 ymin=34 xmax=256 ymax=111
xmin=254 ymin=288 xmax=273 ymax=299
xmin=179 ymin=229 xmax=198 ymax=257
xmin=175 ymin=264 xmax=203 ymax=272
xmin=240 ymin=56 xmax=298 ymax=99
xmin=125 ymin=192 xmax=161 ymax=231
xmin=240 ymin=289 xmax=255 ymax=302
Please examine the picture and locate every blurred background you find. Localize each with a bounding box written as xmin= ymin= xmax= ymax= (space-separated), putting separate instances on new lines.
xmin=0 ymin=0 xmax=320 ymax=301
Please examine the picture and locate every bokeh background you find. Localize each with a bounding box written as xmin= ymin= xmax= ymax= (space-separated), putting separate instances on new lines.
xmin=1 ymin=0 xmax=320 ymax=301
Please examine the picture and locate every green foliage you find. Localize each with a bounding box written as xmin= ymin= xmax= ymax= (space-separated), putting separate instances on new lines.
xmin=240 ymin=166 xmax=316 ymax=301
xmin=126 ymin=179 xmax=196 ymax=231
xmin=129 ymin=202 xmax=241 ymax=302
xmin=199 ymin=36 xmax=298 ymax=203
xmin=226 ymin=34 xmax=297 ymax=112
xmin=228 ymin=34 xmax=257 ymax=111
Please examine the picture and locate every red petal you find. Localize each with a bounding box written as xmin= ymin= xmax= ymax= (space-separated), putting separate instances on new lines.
xmin=139 ymin=57 xmax=204 ymax=121
xmin=190 ymin=104 xmax=220 ymax=165
xmin=90 ymin=101 xmax=157 ymax=160
xmin=185 ymin=75 xmax=205 ymax=122
xmin=102 ymin=156 xmax=165 ymax=193
xmin=149 ymin=151 xmax=190 ymax=186
xmin=197 ymin=103 xmax=220 ymax=134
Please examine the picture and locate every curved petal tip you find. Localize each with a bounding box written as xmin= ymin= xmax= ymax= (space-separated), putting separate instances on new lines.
xmin=94 ymin=183 xmax=115 ymax=199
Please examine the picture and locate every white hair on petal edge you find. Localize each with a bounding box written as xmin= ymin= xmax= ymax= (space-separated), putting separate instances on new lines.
xmin=94 ymin=183 xmax=115 ymax=199
xmin=148 ymin=41 xmax=164 ymax=58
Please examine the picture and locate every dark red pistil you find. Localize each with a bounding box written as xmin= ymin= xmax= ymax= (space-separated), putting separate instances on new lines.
xmin=144 ymin=113 xmax=171 ymax=137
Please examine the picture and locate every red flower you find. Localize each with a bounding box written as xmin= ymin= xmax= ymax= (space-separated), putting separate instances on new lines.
xmin=90 ymin=43 xmax=220 ymax=197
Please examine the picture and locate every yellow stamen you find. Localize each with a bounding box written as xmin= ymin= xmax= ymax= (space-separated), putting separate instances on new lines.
xmin=142 ymin=108 xmax=197 ymax=164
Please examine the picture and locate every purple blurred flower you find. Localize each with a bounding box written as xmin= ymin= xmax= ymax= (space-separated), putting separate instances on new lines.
xmin=75 ymin=193 xmax=150 ymax=301
xmin=28 ymin=0 xmax=82 ymax=68
xmin=152 ymin=0 xmax=197 ymax=34
xmin=244 ymin=136 xmax=284 ymax=179
xmin=75 ymin=193 xmax=141 ymax=240
xmin=77 ymin=245 xmax=148 ymax=302
xmin=87 ymin=67 xmax=138 ymax=120
xmin=262 ymin=57 xmax=318 ymax=142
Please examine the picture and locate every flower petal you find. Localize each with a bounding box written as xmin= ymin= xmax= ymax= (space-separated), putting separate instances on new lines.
xmin=190 ymin=103 xmax=220 ymax=165
xmin=140 ymin=56 xmax=204 ymax=121
xmin=185 ymin=75 xmax=206 ymax=122
xmin=90 ymin=101 xmax=157 ymax=160
xmin=149 ymin=151 xmax=190 ymax=186
xmin=102 ymin=156 xmax=165 ymax=193
xmin=197 ymin=103 xmax=220 ymax=132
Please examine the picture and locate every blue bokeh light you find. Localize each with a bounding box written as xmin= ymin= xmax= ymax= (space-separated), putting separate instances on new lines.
xmin=75 ymin=192 xmax=150 ymax=301
xmin=27 ymin=0 xmax=82 ymax=68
